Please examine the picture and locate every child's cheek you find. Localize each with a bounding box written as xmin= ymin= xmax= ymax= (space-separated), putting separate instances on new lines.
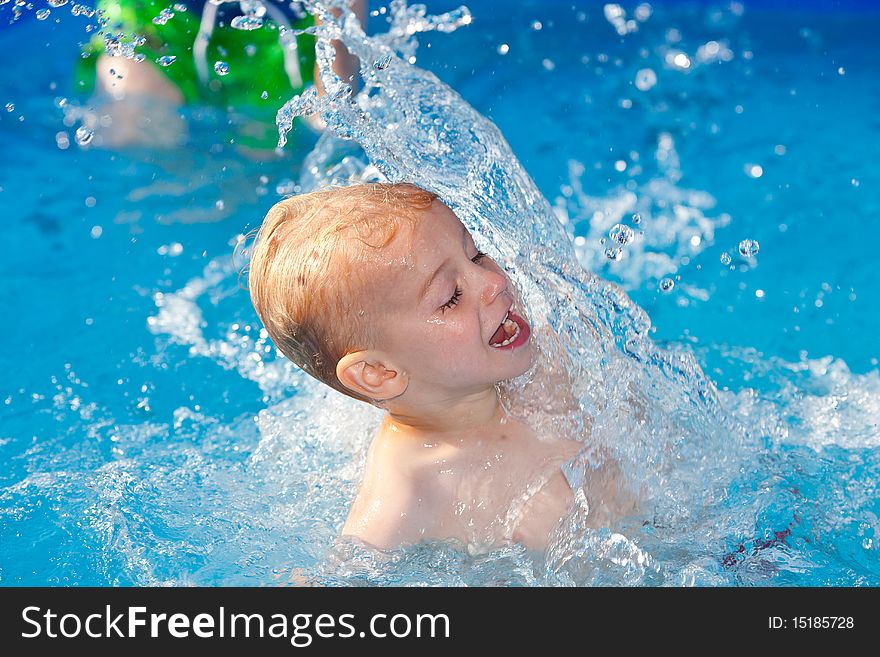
xmin=446 ymin=318 xmax=468 ymax=341
xmin=423 ymin=319 xmax=468 ymax=355
xmin=424 ymin=316 xmax=466 ymax=334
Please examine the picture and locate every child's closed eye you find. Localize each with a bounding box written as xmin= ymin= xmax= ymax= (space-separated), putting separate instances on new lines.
xmin=439 ymin=251 xmax=489 ymax=313
xmin=440 ymin=287 xmax=462 ymax=313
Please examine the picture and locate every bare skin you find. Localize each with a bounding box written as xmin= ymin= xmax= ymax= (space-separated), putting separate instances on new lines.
xmin=92 ymin=53 xmax=186 ymax=149
xmin=344 ymin=403 xmax=583 ymax=552
xmin=337 ymin=200 xmax=638 ymax=553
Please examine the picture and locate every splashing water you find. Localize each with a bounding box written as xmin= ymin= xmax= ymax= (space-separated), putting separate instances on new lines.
xmin=74 ymin=124 xmax=94 ymax=146
xmin=738 ymin=238 xmax=760 ymax=258
xmin=265 ymin=0 xmax=880 ymax=585
xmin=152 ymin=8 xmax=175 ymax=26
xmin=230 ymin=15 xmax=264 ymax=31
xmin=4 ymin=0 xmax=880 ymax=587
xmin=266 ymin=0 xmax=756 ymax=583
xmin=609 ymin=223 xmax=634 ymax=246
xmin=554 ymin=132 xmax=731 ymax=293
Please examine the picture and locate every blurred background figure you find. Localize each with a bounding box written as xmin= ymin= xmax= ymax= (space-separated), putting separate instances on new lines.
xmin=75 ymin=0 xmax=365 ymax=156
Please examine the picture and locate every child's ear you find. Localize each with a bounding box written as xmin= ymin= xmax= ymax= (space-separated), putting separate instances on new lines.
xmin=336 ymin=351 xmax=408 ymax=401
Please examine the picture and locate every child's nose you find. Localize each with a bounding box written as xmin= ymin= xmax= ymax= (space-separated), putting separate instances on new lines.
xmin=480 ymin=267 xmax=508 ymax=305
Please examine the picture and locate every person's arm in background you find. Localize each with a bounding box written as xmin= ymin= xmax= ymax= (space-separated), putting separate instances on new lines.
xmin=314 ymin=0 xmax=368 ymax=95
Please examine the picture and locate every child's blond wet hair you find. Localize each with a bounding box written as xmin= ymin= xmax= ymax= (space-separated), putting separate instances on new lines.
xmin=242 ymin=182 xmax=438 ymax=404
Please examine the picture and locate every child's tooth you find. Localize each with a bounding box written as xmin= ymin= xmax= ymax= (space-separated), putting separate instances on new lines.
xmin=491 ymin=320 xmax=520 ymax=347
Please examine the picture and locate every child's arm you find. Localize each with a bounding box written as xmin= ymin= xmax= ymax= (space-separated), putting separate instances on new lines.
xmin=341 ymin=452 xmax=430 ymax=551
xmin=341 ymin=486 xmax=427 ymax=551
xmin=314 ymin=0 xmax=367 ymax=95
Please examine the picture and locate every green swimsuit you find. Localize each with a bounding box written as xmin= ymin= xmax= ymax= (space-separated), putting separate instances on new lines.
xmin=76 ymin=0 xmax=317 ymax=150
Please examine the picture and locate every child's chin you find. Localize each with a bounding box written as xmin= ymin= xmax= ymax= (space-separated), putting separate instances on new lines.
xmin=502 ymin=342 xmax=536 ymax=378
xmin=519 ymin=340 xmax=536 ymax=367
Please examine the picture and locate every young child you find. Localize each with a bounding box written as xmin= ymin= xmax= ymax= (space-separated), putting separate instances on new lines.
xmin=246 ymin=183 xmax=632 ymax=553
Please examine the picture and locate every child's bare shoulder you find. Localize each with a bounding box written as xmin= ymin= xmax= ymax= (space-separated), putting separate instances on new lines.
xmin=340 ymin=431 xmax=436 ymax=550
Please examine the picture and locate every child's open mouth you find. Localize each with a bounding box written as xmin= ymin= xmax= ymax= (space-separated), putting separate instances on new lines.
xmin=489 ymin=309 xmax=530 ymax=350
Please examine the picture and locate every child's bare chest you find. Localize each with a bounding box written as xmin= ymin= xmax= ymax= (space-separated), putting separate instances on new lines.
xmin=418 ymin=428 xmax=579 ymax=551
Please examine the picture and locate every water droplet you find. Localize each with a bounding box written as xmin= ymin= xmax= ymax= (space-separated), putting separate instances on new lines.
xmin=230 ymin=15 xmax=264 ymax=31
xmin=497 ymin=43 xmax=509 ymax=55
xmin=71 ymin=4 xmax=95 ymax=18
xmin=659 ymin=277 xmax=675 ymax=292
xmin=214 ymin=61 xmax=230 ymax=76
xmin=671 ymin=52 xmax=691 ymax=69
xmin=239 ymin=0 xmax=267 ymax=18
xmin=36 ymin=8 xmax=50 ymax=20
xmin=75 ymin=125 xmax=93 ymax=146
xmin=47 ymin=0 xmax=69 ymax=7
xmin=261 ymin=90 xmax=269 ymax=100
xmin=744 ymin=163 xmax=763 ymax=178
xmin=720 ymin=252 xmax=732 ymax=265
xmin=275 ymin=178 xmax=296 ymax=196
xmin=173 ymin=3 xmax=187 ymax=11
xmin=838 ymin=66 xmax=845 ymax=75
xmin=738 ymin=239 xmax=760 ymax=258
xmin=609 ymin=223 xmax=634 ymax=245
xmin=215 ymin=199 xmax=225 ymax=210
xmin=55 ymin=131 xmax=70 ymax=150
xmin=373 ymin=54 xmax=392 ymax=70
xmin=635 ymin=3 xmax=652 ymax=21
xmin=156 ymin=55 xmax=177 ymax=67
xmin=605 ymin=247 xmax=623 ymax=261
xmin=152 ymin=8 xmax=174 ymax=25
xmin=4 ymin=102 xmax=14 ymax=112
xmin=635 ymin=68 xmax=657 ymax=91
xmin=631 ymin=213 xmax=641 ymax=224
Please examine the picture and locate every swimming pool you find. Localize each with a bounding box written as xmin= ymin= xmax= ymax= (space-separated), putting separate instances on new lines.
xmin=1 ymin=0 xmax=879 ymax=585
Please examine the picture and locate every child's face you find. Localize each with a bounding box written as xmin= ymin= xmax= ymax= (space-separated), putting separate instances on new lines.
xmin=363 ymin=201 xmax=534 ymax=395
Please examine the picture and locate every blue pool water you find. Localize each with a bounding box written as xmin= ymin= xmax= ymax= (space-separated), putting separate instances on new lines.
xmin=1 ymin=0 xmax=879 ymax=585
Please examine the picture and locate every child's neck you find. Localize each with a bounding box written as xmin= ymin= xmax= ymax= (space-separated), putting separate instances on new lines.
xmin=380 ymin=386 xmax=508 ymax=439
